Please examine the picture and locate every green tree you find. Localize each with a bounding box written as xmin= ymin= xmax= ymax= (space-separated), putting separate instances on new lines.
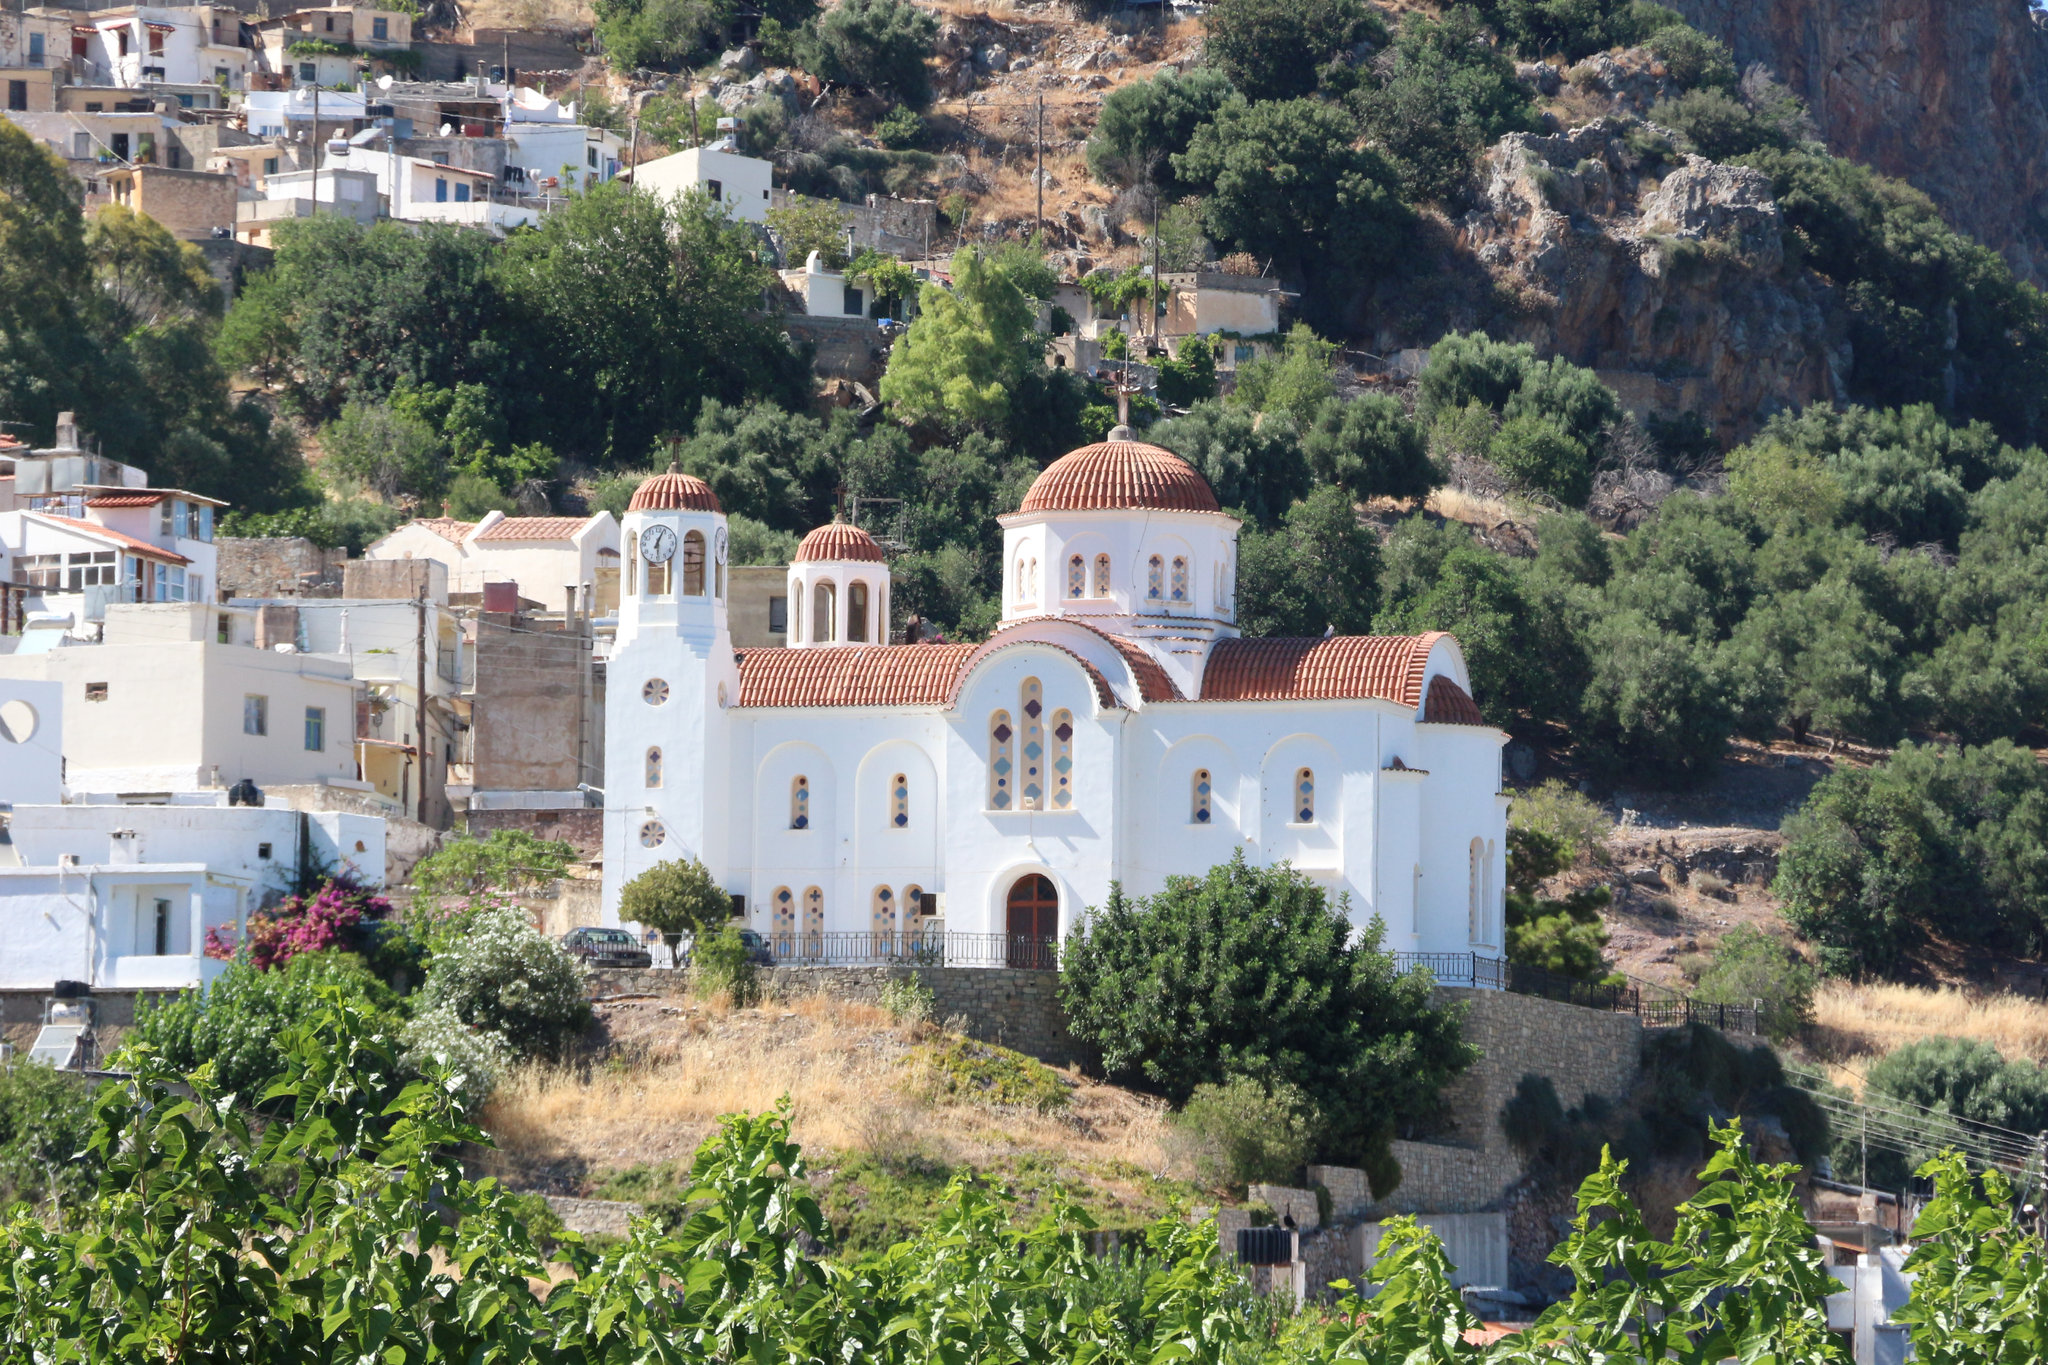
xmin=1489 ymin=412 xmax=1592 ymax=504
xmin=1684 ymin=925 xmax=1815 ymax=1043
xmin=1227 ymin=323 xmax=1337 ymax=429
xmin=801 ymin=0 xmax=939 ymax=105
xmin=1146 ymin=399 xmax=1308 ymax=527
xmin=410 ymin=829 xmax=576 ymax=902
xmin=1858 ymin=1038 xmax=2048 ymax=1189
xmin=879 ymin=246 xmax=1041 ymax=434
xmin=594 ymin=0 xmax=726 ymax=69
xmin=1059 ymin=850 xmax=1475 ymax=1185
xmin=415 ymin=899 xmax=590 ymax=1060
xmin=317 ymin=398 xmax=445 ymax=500
xmin=673 ymin=398 xmax=854 ymax=530
xmin=1085 ymin=66 xmax=1237 ymax=193
xmin=1235 ymin=485 xmax=1382 ymax=636
xmin=1350 ymin=7 xmax=1541 ymax=205
xmin=1174 ymin=98 xmax=1409 ymax=274
xmin=1201 ymin=0 xmax=1385 ymax=102
xmin=619 ymin=857 xmax=734 ymax=960
xmin=1576 ymin=610 xmax=1734 ymax=784
xmin=1154 ymin=332 xmax=1219 ymax=409
xmin=0 ymin=1061 xmax=100 ymax=1206
xmin=1504 ymin=825 xmax=1613 ymax=982
xmin=1652 ymin=87 xmax=1789 ymax=162
xmin=766 ymin=196 xmax=853 ymax=269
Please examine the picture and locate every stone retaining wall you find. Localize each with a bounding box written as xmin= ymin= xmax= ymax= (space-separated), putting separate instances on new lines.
xmin=542 ymin=1196 xmax=644 ymax=1238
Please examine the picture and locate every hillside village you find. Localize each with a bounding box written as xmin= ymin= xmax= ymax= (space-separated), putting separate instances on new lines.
xmin=6 ymin=0 xmax=2048 ymax=1354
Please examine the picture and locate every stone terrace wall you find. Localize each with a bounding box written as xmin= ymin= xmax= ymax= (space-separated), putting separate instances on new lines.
xmin=594 ymin=964 xmax=1091 ymax=1069
xmin=1430 ymin=986 xmax=1643 ymax=1156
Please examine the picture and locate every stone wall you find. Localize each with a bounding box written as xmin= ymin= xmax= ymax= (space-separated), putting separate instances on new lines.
xmin=783 ymin=314 xmax=889 ymax=384
xmin=468 ymin=807 xmax=604 ymax=859
xmin=593 ymin=964 xmax=1091 ymax=1068
xmin=542 ymin=1195 xmax=644 ymax=1238
xmin=469 ymin=615 xmax=597 ymax=793
xmin=1430 ymin=986 xmax=1643 ymax=1156
xmin=217 ymin=537 xmax=347 ymax=600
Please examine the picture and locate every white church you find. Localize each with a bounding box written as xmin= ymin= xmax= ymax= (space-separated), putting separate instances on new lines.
xmin=601 ymin=434 xmax=1510 ymax=964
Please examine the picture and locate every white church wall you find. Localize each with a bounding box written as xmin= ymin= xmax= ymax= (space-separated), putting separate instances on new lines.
xmin=1415 ymin=723 xmax=1511 ymax=955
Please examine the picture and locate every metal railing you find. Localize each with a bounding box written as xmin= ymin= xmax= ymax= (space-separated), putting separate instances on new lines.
xmin=761 ymin=930 xmax=1059 ymax=971
xmin=1391 ymin=951 xmax=1760 ymax=1036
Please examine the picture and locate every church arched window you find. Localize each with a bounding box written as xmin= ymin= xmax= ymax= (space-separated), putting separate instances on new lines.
xmin=1019 ymin=678 xmax=1045 ymax=809
xmin=790 ymin=588 xmax=803 ymax=644
xmin=848 ymin=582 xmax=869 ymax=642
xmin=814 ymin=580 xmax=836 ymax=641
xmin=802 ymin=886 xmax=824 ymax=957
xmin=1170 ymin=556 xmax=1188 ymax=602
xmin=1469 ymin=838 xmax=1485 ymax=945
xmin=790 ymin=775 xmax=810 ymax=829
xmin=1093 ymin=553 xmax=1111 ymax=597
xmin=645 ymin=746 xmax=662 ymax=788
xmin=1146 ymin=555 xmax=1163 ymax=600
xmin=1067 ymin=554 xmax=1085 ymax=598
xmin=626 ymin=531 xmax=638 ymax=594
xmin=1293 ymin=768 xmax=1315 ymax=824
xmin=988 ymin=709 xmax=1014 ymax=809
xmin=891 ymin=772 xmax=909 ymax=827
xmin=682 ymin=529 xmax=706 ymax=595
xmin=1027 ymin=558 xmax=1039 ymax=601
xmin=1014 ymin=556 xmax=1027 ymax=601
xmin=871 ymin=884 xmax=896 ymax=952
xmin=1191 ymin=768 xmax=1212 ymax=824
xmin=1049 ymin=709 xmax=1073 ymax=809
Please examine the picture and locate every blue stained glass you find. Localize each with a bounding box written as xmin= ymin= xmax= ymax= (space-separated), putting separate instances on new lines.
xmin=1196 ymin=808 xmax=1210 ymax=822
xmin=793 ymin=815 xmax=808 ymax=829
xmin=894 ymin=813 xmax=908 ymax=826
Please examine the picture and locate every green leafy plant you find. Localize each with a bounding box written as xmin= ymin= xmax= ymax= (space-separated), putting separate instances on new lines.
xmin=766 ymin=196 xmax=854 ymax=269
xmin=411 ymin=829 xmax=576 ymax=904
xmin=914 ymin=1035 xmax=1070 ymax=1113
xmin=414 ymin=896 xmax=590 ymax=1060
xmin=1169 ymin=1075 xmax=1319 ymax=1193
xmin=693 ymin=923 xmax=762 ymax=1005
xmin=876 ymin=971 xmax=935 ymax=1025
xmin=1683 ymin=925 xmax=1816 ymax=1042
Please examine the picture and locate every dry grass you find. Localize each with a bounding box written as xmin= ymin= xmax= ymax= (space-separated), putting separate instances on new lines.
xmin=480 ymin=992 xmax=1172 ymax=1188
xmin=461 ymin=0 xmax=596 ymax=34
xmin=1426 ymin=485 xmax=1515 ymax=529
xmin=1806 ymin=981 xmax=2048 ymax=1089
xmin=955 ymin=146 xmax=1106 ymax=228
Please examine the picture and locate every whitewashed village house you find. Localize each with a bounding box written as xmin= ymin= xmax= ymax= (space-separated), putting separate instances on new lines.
xmin=602 ymin=435 xmax=1509 ymax=959
xmin=363 ymin=510 xmax=619 ymax=614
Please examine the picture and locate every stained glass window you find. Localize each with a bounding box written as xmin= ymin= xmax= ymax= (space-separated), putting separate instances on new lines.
xmin=1192 ymin=768 xmax=1212 ymax=823
xmin=1049 ymin=709 xmax=1073 ymax=809
xmin=802 ymin=886 xmax=823 ymax=957
xmin=638 ymin=820 xmax=665 ymax=848
xmin=871 ymin=884 xmax=895 ymax=950
xmin=1068 ymin=554 xmax=1085 ymax=598
xmin=891 ymin=772 xmax=909 ymax=827
xmin=989 ymin=709 xmax=1013 ymax=809
xmin=1147 ymin=555 xmax=1163 ymax=600
xmin=772 ymin=886 xmax=795 ymax=950
xmin=1093 ymin=553 xmax=1110 ymax=596
xmin=1020 ymin=678 xmax=1044 ymax=810
xmin=1170 ymin=556 xmax=1188 ymax=602
xmin=1294 ymin=768 xmax=1315 ymax=824
xmin=642 ymin=677 xmax=668 ymax=705
xmin=790 ymin=775 xmax=810 ymax=829
xmin=645 ymin=747 xmax=662 ymax=788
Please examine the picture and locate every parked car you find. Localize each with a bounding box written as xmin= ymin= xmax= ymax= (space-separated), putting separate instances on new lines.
xmin=735 ymin=928 xmax=777 ymax=966
xmin=560 ymin=926 xmax=654 ymax=970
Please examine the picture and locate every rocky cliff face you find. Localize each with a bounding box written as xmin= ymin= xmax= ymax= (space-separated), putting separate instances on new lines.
xmin=1671 ymin=0 xmax=2048 ymax=282
xmin=1454 ymin=118 xmax=1846 ymax=440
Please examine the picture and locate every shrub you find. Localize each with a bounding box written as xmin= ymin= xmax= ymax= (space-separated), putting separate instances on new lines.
xmin=206 ymin=875 xmax=394 ymax=971
xmin=1170 ymin=1076 xmax=1319 ymax=1193
xmin=877 ymin=972 xmax=935 ymax=1026
xmin=128 ymin=950 xmax=400 ymax=1100
xmin=873 ymin=106 xmax=926 ymax=150
xmin=1301 ymin=393 xmax=1436 ymax=504
xmin=692 ymin=924 xmax=761 ymax=1006
xmin=1509 ymin=779 xmax=1614 ymax=863
xmin=1086 ymin=67 xmax=1238 ymax=192
xmin=1201 ymin=0 xmax=1384 ymax=103
xmin=399 ymin=1004 xmax=513 ymax=1111
xmin=1490 ymin=412 xmax=1592 ymax=505
xmin=411 ymin=830 xmax=575 ymax=902
xmin=765 ymin=197 xmax=853 ymax=270
xmin=1060 ymin=851 xmax=1474 ymax=1186
xmin=801 ymin=0 xmax=938 ymax=106
xmin=1504 ymin=825 xmax=1613 ymax=982
xmin=1685 ymin=925 xmax=1815 ymax=1042
xmin=1855 ymin=1037 xmax=2048 ymax=1188
xmin=618 ymin=857 xmax=732 ymax=958
xmin=415 ymin=898 xmax=589 ymax=1060
xmin=1647 ymin=24 xmax=1736 ymax=91
xmin=1154 ymin=333 xmax=1218 ymax=409
xmin=914 ymin=1036 xmax=1070 ymax=1113
xmin=0 ymin=1061 xmax=100 ymax=1206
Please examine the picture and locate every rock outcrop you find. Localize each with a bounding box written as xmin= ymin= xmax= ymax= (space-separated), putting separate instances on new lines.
xmin=1455 ymin=119 xmax=1846 ymax=440
xmin=1671 ymin=0 xmax=2048 ymax=282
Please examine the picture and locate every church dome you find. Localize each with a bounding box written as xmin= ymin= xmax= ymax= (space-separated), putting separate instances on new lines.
xmin=794 ymin=519 xmax=886 ymax=563
xmin=627 ymin=465 xmax=722 ymax=513
xmin=1019 ymin=439 xmax=1221 ymax=515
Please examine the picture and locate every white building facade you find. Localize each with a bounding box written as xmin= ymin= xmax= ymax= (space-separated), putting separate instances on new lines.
xmin=600 ymin=440 xmax=1510 ymax=961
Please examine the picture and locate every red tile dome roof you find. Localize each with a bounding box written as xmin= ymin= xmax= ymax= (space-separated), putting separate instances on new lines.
xmin=627 ymin=465 xmax=721 ymax=513
xmin=1019 ymin=440 xmax=1221 ymax=515
xmin=1423 ymin=674 xmax=1487 ymax=726
xmin=794 ymin=520 xmax=887 ymax=563
xmin=1199 ymin=633 xmax=1451 ymax=706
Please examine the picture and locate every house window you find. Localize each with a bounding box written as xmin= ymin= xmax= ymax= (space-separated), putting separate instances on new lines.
xmin=1067 ymin=554 xmax=1084 ymax=598
xmin=1146 ymin=555 xmax=1163 ymax=600
xmin=842 ymin=284 xmax=864 ymax=316
xmin=6 ymin=81 xmax=26 ymax=113
xmin=1049 ymin=708 xmax=1073 ymax=810
xmin=706 ymin=178 xmax=722 ymax=201
xmin=217 ymin=615 xmax=231 ymax=643
xmin=111 ymin=132 xmax=129 ymax=160
xmin=372 ymin=16 xmax=389 ymax=38
xmin=802 ymin=886 xmax=824 ymax=953
xmin=1170 ymin=556 xmax=1188 ymax=602
xmin=64 ymin=551 xmax=117 ymax=589
xmin=152 ymin=563 xmax=187 ymax=601
xmin=890 ymin=772 xmax=908 ymax=828
xmin=85 ymin=682 xmax=108 ymax=702
xmin=13 ymin=553 xmax=61 ymax=587
xmin=454 ymin=182 xmax=471 ymax=203
xmin=681 ymin=529 xmax=706 ymax=595
xmin=1293 ymin=768 xmax=1314 ymax=824
xmin=263 ymin=155 xmax=279 ymax=176
xmin=847 ymin=582 xmax=868 ymax=641
xmin=988 ymin=708 xmax=1013 ymax=810
xmin=434 ymin=177 xmax=448 ymax=202
xmin=768 ymin=595 xmax=788 ymax=634
xmin=324 ymin=15 xmax=335 ymax=30
xmin=790 ymin=775 xmax=810 ymax=829
xmin=646 ymin=747 xmax=662 ymax=787
xmin=1191 ymin=768 xmax=1212 ymax=824
xmin=28 ymin=33 xmax=43 ymax=64
xmin=639 ymin=820 xmax=665 ymax=848
xmin=586 ymin=145 xmax=597 ymax=168
xmin=259 ymin=843 xmax=273 ymax=860
xmin=117 ymin=30 xmax=130 ymax=56
xmin=304 ymin=706 xmax=325 ymax=751
xmin=244 ymin=694 xmax=267 ymax=736
xmin=73 ymin=132 xmax=91 ymax=157
xmin=152 ymin=897 xmax=172 ymax=955
xmin=1019 ymin=677 xmax=1044 ymax=810
xmin=148 ymin=28 xmax=164 ymax=55
xmin=299 ymin=62 xmax=315 ymax=82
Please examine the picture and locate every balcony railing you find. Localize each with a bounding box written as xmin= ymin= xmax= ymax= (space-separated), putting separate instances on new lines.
xmin=761 ymin=930 xmax=1059 ymax=971
xmin=1390 ymin=951 xmax=1760 ymax=1036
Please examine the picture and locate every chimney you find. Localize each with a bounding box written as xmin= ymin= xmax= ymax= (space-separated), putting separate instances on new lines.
xmin=53 ymin=412 xmax=79 ymax=451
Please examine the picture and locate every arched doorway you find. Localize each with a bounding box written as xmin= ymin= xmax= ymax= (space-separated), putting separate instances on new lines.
xmin=1005 ymin=874 xmax=1059 ymax=969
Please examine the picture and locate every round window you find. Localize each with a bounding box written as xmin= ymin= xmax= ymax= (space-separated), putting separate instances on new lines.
xmin=639 ymin=820 xmax=666 ymax=848
xmin=642 ymin=678 xmax=670 ymax=705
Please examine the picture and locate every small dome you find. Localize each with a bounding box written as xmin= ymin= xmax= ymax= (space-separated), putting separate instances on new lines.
xmin=1018 ymin=440 xmax=1221 ymax=515
xmin=794 ymin=520 xmax=886 ymax=563
xmin=628 ymin=465 xmax=721 ymax=513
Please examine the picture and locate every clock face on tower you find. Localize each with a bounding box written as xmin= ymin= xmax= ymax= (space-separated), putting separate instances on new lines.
xmin=640 ymin=524 xmax=677 ymax=563
xmin=714 ymin=526 xmax=728 ymax=562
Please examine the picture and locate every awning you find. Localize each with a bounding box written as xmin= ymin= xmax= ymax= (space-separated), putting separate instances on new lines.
xmin=355 ymin=738 xmax=417 ymax=755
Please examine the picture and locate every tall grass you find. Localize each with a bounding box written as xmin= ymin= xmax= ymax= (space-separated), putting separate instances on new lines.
xmin=1809 ymin=981 xmax=2048 ymax=1087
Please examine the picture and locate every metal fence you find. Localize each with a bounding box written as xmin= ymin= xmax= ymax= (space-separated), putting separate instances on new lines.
xmin=758 ymin=930 xmax=1060 ymax=971
xmin=1391 ymin=951 xmax=1760 ymax=1036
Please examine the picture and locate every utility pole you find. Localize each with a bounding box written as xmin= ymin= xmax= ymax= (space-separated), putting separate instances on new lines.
xmin=1151 ymin=182 xmax=1161 ymax=346
xmin=311 ymin=82 xmax=320 ymax=212
xmin=414 ymin=583 xmax=428 ymax=826
xmin=1034 ymin=95 xmax=1043 ymax=238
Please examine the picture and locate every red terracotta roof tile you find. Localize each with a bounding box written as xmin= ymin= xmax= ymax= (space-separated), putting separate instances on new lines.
xmin=737 ymin=644 xmax=977 ymax=707
xmin=1198 ymin=633 xmax=1450 ymax=706
xmin=82 ymin=492 xmax=167 ymax=508
xmin=628 ymin=468 xmax=722 ymax=513
xmin=1018 ymin=441 xmax=1221 ymax=515
xmin=1040 ymin=618 xmax=1182 ymax=702
xmin=1423 ymin=674 xmax=1487 ymax=726
xmin=410 ymin=517 xmax=476 ymax=543
xmin=473 ymin=516 xmax=590 ymax=542
xmin=31 ymin=514 xmax=190 ymax=565
xmin=794 ymin=521 xmax=886 ymax=563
